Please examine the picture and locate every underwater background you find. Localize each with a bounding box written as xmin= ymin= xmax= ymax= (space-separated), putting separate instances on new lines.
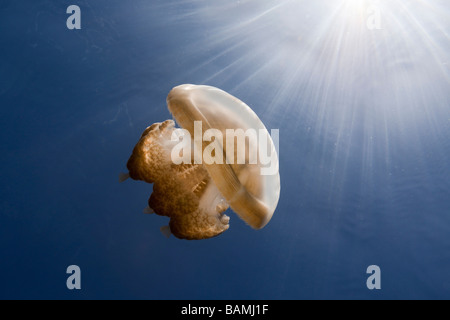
xmin=1 ymin=0 xmax=450 ymax=299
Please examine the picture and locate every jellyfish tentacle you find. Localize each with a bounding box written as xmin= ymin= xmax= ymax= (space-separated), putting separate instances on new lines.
xmin=118 ymin=172 xmax=130 ymax=183
xmin=143 ymin=206 xmax=154 ymax=214
xmin=160 ymin=225 xmax=172 ymax=238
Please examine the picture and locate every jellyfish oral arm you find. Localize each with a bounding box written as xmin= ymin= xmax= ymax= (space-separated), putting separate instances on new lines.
xmin=126 ymin=120 xmax=230 ymax=240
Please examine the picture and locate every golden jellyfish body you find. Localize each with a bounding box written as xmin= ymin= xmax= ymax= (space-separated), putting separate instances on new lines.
xmin=122 ymin=84 xmax=280 ymax=240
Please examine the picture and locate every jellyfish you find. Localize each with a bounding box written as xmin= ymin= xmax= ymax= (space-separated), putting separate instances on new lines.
xmin=121 ymin=84 xmax=280 ymax=240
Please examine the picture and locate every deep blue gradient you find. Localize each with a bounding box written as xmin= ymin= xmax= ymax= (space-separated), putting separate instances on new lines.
xmin=1 ymin=0 xmax=449 ymax=299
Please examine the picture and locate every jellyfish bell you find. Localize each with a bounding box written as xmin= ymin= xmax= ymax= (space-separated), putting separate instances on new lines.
xmin=123 ymin=84 xmax=280 ymax=240
xmin=167 ymin=85 xmax=280 ymax=228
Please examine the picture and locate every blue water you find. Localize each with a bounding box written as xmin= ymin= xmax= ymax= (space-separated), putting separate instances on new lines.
xmin=1 ymin=0 xmax=450 ymax=299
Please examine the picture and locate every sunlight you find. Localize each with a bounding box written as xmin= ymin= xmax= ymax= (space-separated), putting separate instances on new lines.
xmin=165 ymin=0 xmax=450 ymax=148
xmin=162 ymin=0 xmax=449 ymax=208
